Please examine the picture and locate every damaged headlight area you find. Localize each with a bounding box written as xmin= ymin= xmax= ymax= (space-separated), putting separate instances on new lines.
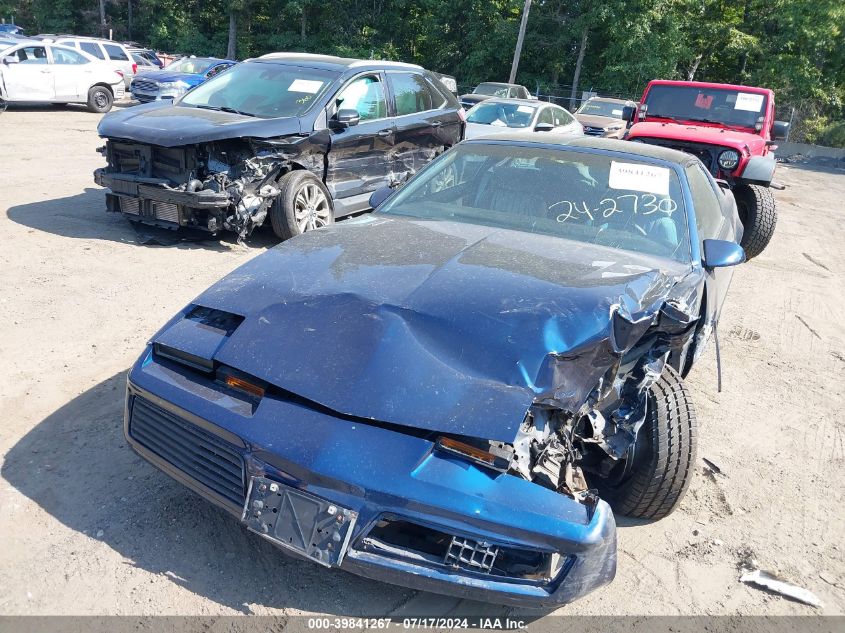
xmin=360 ymin=517 xmax=572 ymax=585
xmin=436 ymin=293 xmax=702 ymax=513
xmin=97 ymin=139 xmax=304 ymax=239
xmin=194 ymin=147 xmax=283 ymax=237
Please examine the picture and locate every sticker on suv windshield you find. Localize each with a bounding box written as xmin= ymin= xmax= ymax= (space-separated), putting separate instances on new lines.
xmin=734 ymin=92 xmax=764 ymax=112
xmin=609 ymin=162 xmax=670 ymax=195
xmin=288 ymin=79 xmax=324 ymax=93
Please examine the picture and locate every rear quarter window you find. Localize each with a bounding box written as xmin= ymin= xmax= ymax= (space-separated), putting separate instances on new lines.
xmin=104 ymin=44 xmax=129 ymax=61
xmin=80 ymin=42 xmax=104 ymax=59
xmin=686 ymin=163 xmax=724 ymax=241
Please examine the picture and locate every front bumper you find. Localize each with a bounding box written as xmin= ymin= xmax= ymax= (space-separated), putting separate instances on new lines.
xmin=95 ymin=169 xmax=230 ymax=231
xmin=130 ymin=90 xmax=177 ymax=104
xmin=123 ymin=349 xmax=617 ymax=608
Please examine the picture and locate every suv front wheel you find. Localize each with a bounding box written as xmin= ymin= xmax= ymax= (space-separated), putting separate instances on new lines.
xmin=735 ymin=183 xmax=777 ymax=260
xmin=270 ymin=170 xmax=334 ymax=240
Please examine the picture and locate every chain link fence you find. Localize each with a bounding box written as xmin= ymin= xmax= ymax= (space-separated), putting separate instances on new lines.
xmin=456 ymin=83 xmax=639 ymax=113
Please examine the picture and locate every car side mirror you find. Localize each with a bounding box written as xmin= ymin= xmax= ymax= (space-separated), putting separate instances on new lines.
xmin=703 ymin=239 xmax=745 ymax=268
xmin=369 ymin=186 xmax=394 ymax=209
xmin=771 ymin=120 xmax=789 ymax=141
xmin=3 ymin=55 xmax=19 ymax=65
xmin=621 ymin=105 xmax=636 ymax=122
xmin=330 ymin=108 xmax=360 ymax=130
xmin=534 ymin=122 xmax=555 ymax=132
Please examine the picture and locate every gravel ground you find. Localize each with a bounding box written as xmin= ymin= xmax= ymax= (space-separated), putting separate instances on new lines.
xmin=0 ymin=106 xmax=843 ymax=617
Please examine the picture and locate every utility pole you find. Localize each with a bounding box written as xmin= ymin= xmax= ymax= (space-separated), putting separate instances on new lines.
xmin=509 ymin=0 xmax=532 ymax=84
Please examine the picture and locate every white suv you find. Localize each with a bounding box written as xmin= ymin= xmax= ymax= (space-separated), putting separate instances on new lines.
xmin=52 ymin=37 xmax=135 ymax=89
xmin=0 ymin=41 xmax=125 ymax=112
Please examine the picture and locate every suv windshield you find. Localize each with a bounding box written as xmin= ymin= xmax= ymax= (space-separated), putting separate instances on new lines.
xmin=467 ymin=101 xmax=537 ymax=127
xmin=378 ymin=144 xmax=690 ymax=262
xmin=181 ymin=62 xmax=336 ymax=119
xmin=167 ymin=58 xmax=219 ymax=74
xmin=577 ymin=99 xmax=626 ymax=118
xmin=473 ymin=83 xmax=510 ymax=97
xmin=644 ymin=85 xmax=767 ymax=130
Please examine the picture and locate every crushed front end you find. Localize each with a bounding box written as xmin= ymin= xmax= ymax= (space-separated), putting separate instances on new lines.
xmin=94 ymin=138 xmax=306 ymax=238
xmin=125 ymin=345 xmax=616 ymax=608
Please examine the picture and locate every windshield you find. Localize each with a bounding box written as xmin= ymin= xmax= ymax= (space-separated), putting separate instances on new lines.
xmin=167 ymin=58 xmax=219 ymax=75
xmin=180 ymin=62 xmax=337 ymax=119
xmin=467 ymin=101 xmax=537 ymax=128
xmin=378 ymin=144 xmax=690 ymax=262
xmin=577 ymin=99 xmax=626 ymax=119
xmin=473 ymin=83 xmax=510 ymax=97
xmin=644 ymin=85 xmax=768 ymax=129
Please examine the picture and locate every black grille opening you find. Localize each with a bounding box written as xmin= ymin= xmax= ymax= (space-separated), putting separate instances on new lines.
xmin=361 ymin=518 xmax=569 ymax=584
xmin=129 ymin=397 xmax=245 ymax=507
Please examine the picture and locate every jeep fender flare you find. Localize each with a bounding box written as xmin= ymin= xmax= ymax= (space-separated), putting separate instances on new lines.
xmin=738 ymin=154 xmax=776 ymax=186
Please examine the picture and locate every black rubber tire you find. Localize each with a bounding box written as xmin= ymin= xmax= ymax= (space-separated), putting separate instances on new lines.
xmin=594 ymin=366 xmax=697 ymax=520
xmin=269 ymin=170 xmax=334 ymax=241
xmin=734 ymin=183 xmax=777 ymax=260
xmin=87 ymin=85 xmax=113 ymax=113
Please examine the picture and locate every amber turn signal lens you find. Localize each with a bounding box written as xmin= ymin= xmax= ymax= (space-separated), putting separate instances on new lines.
xmin=224 ymin=375 xmax=265 ymax=398
xmin=437 ymin=437 xmax=496 ymax=465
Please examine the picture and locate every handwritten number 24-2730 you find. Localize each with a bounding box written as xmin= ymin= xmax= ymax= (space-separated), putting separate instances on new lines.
xmin=553 ymin=194 xmax=678 ymax=223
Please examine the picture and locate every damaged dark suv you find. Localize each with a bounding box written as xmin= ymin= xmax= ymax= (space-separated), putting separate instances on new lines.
xmin=124 ymin=135 xmax=747 ymax=606
xmin=94 ymin=53 xmax=463 ymax=239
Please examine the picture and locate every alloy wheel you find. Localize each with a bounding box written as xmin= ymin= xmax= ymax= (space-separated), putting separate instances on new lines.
xmin=294 ymin=183 xmax=331 ymax=233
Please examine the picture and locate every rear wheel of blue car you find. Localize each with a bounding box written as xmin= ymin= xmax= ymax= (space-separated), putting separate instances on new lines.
xmin=270 ymin=170 xmax=334 ymax=240
xmin=594 ymin=366 xmax=697 ymax=520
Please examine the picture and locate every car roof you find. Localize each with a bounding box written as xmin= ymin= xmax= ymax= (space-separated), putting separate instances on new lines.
xmin=464 ymin=133 xmax=699 ymax=166
xmin=585 ymin=97 xmax=634 ymax=105
xmin=55 ymin=35 xmax=125 ymax=43
xmin=256 ymin=52 xmax=421 ymax=72
xmin=471 ymin=97 xmax=543 ymax=106
xmin=646 ymin=79 xmax=773 ymax=96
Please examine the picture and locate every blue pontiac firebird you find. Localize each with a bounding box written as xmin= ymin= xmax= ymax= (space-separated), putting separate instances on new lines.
xmin=124 ymin=134 xmax=745 ymax=607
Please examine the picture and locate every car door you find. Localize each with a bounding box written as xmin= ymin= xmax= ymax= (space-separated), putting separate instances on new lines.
xmin=386 ymin=70 xmax=459 ymax=182
xmin=550 ymin=105 xmax=583 ymax=136
xmin=323 ymin=72 xmax=395 ymax=208
xmin=2 ymin=44 xmax=54 ymax=100
xmin=49 ymin=45 xmax=92 ymax=100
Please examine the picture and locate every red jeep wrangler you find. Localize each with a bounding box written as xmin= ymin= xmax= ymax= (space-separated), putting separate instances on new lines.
xmin=624 ymin=80 xmax=789 ymax=259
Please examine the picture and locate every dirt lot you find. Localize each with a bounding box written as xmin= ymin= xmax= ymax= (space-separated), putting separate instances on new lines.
xmin=0 ymin=107 xmax=843 ymax=617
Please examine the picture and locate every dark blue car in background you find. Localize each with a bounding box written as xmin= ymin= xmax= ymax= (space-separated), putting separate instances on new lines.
xmin=123 ymin=134 xmax=746 ymax=607
xmin=130 ymin=56 xmax=235 ymax=103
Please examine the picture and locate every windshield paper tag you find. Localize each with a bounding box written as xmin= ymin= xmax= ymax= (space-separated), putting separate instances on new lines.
xmin=517 ymin=105 xmax=534 ymax=113
xmin=609 ymin=162 xmax=670 ymax=195
xmin=289 ymin=79 xmax=324 ymax=93
xmin=612 ymin=109 xmax=623 ymax=116
xmin=734 ymin=92 xmax=764 ymax=111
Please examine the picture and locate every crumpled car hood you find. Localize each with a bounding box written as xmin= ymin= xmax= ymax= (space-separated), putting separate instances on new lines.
xmin=176 ymin=217 xmax=697 ymax=442
xmin=97 ymin=103 xmax=302 ymax=147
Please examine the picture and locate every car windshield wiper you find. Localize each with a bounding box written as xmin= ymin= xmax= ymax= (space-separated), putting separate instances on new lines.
xmin=684 ymin=117 xmax=750 ymax=131
xmin=192 ymin=104 xmax=256 ymax=117
xmin=647 ymin=113 xmax=680 ymax=122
